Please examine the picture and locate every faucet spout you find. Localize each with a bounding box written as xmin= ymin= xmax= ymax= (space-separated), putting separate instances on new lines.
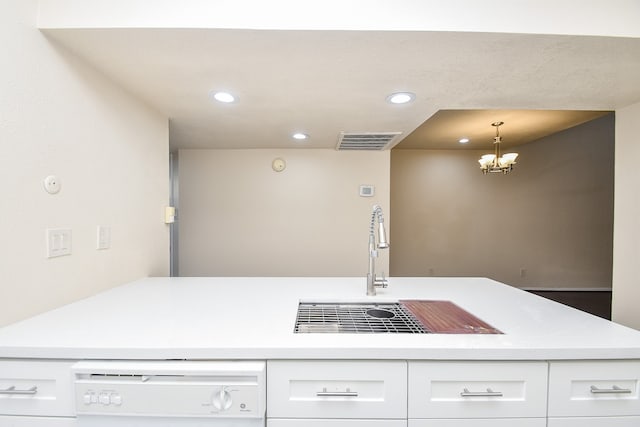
xmin=367 ymin=205 xmax=389 ymax=296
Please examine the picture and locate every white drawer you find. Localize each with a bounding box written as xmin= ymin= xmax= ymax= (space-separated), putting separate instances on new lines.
xmin=409 ymin=419 xmax=546 ymax=427
xmin=548 ymin=416 xmax=640 ymax=427
xmin=0 ymin=359 xmax=75 ymax=416
xmin=267 ymin=360 xmax=407 ymax=419
xmin=0 ymin=415 xmax=77 ymax=426
xmin=408 ymin=361 xmax=547 ymax=419
xmin=548 ymin=360 xmax=640 ymax=417
xmin=269 ymin=420 xmax=406 ymax=427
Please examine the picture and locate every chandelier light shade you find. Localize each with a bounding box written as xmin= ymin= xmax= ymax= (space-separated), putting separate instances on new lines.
xmin=478 ymin=121 xmax=518 ymax=174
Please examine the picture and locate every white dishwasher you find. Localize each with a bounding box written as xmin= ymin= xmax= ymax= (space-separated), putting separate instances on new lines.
xmin=72 ymin=360 xmax=266 ymax=427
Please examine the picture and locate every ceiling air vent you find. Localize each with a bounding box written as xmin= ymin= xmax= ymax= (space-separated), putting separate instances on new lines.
xmin=336 ymin=132 xmax=402 ymax=151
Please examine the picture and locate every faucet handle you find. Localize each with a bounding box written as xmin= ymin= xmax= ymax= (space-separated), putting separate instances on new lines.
xmin=374 ymin=272 xmax=388 ymax=288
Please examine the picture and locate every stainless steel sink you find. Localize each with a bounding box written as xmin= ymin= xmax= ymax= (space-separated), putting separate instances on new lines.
xmin=294 ymin=302 xmax=429 ymax=334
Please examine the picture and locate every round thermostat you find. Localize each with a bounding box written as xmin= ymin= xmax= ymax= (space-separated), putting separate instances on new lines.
xmin=43 ymin=175 xmax=61 ymax=194
xmin=272 ymin=158 xmax=286 ymax=172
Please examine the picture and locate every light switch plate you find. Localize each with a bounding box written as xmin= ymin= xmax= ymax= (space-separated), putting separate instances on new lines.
xmin=97 ymin=226 xmax=110 ymax=250
xmin=47 ymin=229 xmax=71 ymax=258
xmin=165 ymin=206 xmax=176 ymax=224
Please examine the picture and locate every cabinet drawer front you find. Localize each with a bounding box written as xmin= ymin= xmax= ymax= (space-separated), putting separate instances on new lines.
xmin=269 ymin=420 xmax=406 ymax=427
xmin=408 ymin=361 xmax=547 ymax=419
xmin=0 ymin=360 xmax=75 ymax=416
xmin=409 ymin=419 xmax=546 ymax=427
xmin=0 ymin=415 xmax=77 ymax=426
xmin=267 ymin=361 xmax=407 ymax=418
xmin=548 ymin=361 xmax=640 ymax=417
xmin=548 ymin=416 xmax=640 ymax=427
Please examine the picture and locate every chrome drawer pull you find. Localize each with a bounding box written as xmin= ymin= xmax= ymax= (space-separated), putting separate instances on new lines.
xmin=460 ymin=387 xmax=503 ymax=397
xmin=316 ymin=387 xmax=358 ymax=397
xmin=590 ymin=385 xmax=632 ymax=394
xmin=0 ymin=386 xmax=38 ymax=395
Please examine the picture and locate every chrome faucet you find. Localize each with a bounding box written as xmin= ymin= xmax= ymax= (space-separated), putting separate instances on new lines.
xmin=367 ymin=204 xmax=389 ymax=296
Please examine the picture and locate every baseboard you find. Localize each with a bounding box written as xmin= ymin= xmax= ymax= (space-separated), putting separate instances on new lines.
xmin=520 ymin=287 xmax=612 ymax=292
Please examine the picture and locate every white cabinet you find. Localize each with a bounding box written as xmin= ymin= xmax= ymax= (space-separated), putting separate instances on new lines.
xmin=0 ymin=415 xmax=76 ymax=426
xmin=409 ymin=419 xmax=546 ymax=426
xmin=408 ymin=361 xmax=547 ymax=420
xmin=0 ymin=359 xmax=75 ymax=417
xmin=5 ymin=357 xmax=640 ymax=427
xmin=548 ymin=416 xmax=640 ymax=427
xmin=267 ymin=360 xmax=407 ymax=424
xmin=268 ymin=420 xmax=406 ymax=427
xmin=548 ymin=360 xmax=640 ymax=418
xmin=548 ymin=360 xmax=640 ymax=426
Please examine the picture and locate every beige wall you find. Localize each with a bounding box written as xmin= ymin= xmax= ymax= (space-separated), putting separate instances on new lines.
xmin=177 ymin=149 xmax=390 ymax=277
xmin=390 ymin=114 xmax=614 ymax=289
xmin=0 ymin=1 xmax=169 ymax=326
xmin=612 ymin=101 xmax=640 ymax=329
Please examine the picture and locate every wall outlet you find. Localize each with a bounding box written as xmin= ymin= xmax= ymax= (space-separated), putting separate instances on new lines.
xmin=46 ymin=229 xmax=71 ymax=258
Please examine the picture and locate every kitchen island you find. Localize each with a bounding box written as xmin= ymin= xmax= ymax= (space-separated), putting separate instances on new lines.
xmin=0 ymin=276 xmax=639 ymax=360
xmin=2 ymin=277 xmax=640 ymax=426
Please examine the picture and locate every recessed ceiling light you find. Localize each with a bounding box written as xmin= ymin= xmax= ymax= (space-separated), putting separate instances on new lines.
xmin=387 ymin=92 xmax=415 ymax=104
xmin=459 ymin=138 xmax=470 ymax=144
xmin=292 ymin=133 xmax=309 ymax=140
xmin=211 ymin=91 xmax=235 ymax=103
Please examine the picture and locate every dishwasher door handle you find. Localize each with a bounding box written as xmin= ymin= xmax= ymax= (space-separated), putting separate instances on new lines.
xmin=0 ymin=386 xmax=38 ymax=395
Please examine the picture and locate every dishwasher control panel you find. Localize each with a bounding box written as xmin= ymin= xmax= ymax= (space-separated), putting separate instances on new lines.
xmin=72 ymin=360 xmax=265 ymax=418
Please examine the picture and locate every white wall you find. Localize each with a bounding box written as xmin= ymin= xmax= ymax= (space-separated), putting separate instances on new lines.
xmin=612 ymin=101 xmax=640 ymax=329
xmin=0 ymin=1 xmax=169 ymax=326
xmin=177 ymin=149 xmax=390 ymax=277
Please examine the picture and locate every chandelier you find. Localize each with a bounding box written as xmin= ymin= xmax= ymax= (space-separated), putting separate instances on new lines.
xmin=478 ymin=121 xmax=518 ymax=174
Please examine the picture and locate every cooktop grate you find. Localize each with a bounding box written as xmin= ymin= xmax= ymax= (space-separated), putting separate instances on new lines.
xmin=294 ymin=302 xmax=429 ymax=334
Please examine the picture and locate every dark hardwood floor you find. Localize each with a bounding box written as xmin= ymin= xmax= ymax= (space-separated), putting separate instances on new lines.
xmin=526 ymin=290 xmax=612 ymax=320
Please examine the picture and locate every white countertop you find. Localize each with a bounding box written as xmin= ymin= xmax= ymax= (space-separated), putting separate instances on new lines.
xmin=1 ymin=277 xmax=639 ymax=361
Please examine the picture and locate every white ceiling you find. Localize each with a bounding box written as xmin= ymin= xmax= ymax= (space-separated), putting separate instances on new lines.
xmin=41 ymin=28 xmax=640 ymax=150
